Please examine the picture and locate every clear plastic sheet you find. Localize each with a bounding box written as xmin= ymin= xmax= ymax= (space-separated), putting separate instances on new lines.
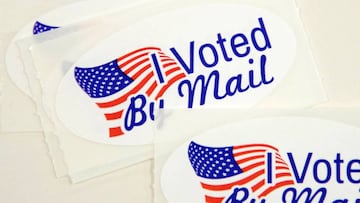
xmin=2 ymin=0 xmax=161 ymax=182
xmin=1 ymin=32 xmax=43 ymax=133
xmin=16 ymin=22 xmax=154 ymax=182
xmin=2 ymin=0 xmax=152 ymax=133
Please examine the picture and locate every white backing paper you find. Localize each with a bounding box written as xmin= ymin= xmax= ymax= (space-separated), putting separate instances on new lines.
xmin=2 ymin=0 xmax=152 ymax=133
xmin=13 ymin=0 xmax=327 ymax=182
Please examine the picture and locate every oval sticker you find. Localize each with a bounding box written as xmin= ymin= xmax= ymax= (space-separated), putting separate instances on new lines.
xmin=56 ymin=3 xmax=296 ymax=145
xmin=161 ymin=117 xmax=360 ymax=202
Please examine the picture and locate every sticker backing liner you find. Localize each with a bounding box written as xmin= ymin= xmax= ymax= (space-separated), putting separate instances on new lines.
xmin=9 ymin=0 xmax=169 ymax=182
xmin=16 ymin=23 xmax=154 ymax=182
xmin=14 ymin=0 xmax=326 ymax=182
xmin=1 ymin=0 xmax=152 ymax=133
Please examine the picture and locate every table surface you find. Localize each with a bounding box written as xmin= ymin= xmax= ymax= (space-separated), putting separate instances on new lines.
xmin=1 ymin=0 xmax=359 ymax=202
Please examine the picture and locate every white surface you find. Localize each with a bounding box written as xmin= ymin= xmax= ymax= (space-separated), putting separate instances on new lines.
xmin=1 ymin=0 xmax=360 ymax=203
xmin=298 ymin=0 xmax=360 ymax=107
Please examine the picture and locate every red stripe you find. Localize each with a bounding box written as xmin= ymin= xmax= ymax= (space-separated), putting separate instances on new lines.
xmin=122 ymin=58 xmax=150 ymax=75
xmin=132 ymin=63 xmax=152 ymax=79
xmin=276 ymin=160 xmax=287 ymax=165
xmin=233 ymin=144 xmax=279 ymax=152
xmin=236 ymin=155 xmax=264 ymax=165
xmin=105 ymin=110 xmax=123 ymax=120
xmin=251 ymin=179 xmax=265 ymax=192
xmin=276 ymin=172 xmax=293 ymax=178
xmin=96 ymin=72 xmax=154 ymax=108
xmin=146 ymin=81 xmax=158 ymax=97
xmin=276 ymin=156 xmax=287 ymax=163
xmin=155 ymin=73 xmax=186 ymax=100
xmin=201 ymin=169 xmax=265 ymax=191
xmin=157 ymin=51 xmax=166 ymax=56
xmin=204 ymin=195 xmax=224 ymax=203
xmin=276 ymin=165 xmax=291 ymax=171
xmin=276 ymin=163 xmax=289 ymax=169
xmin=162 ymin=61 xmax=177 ymax=68
xmin=119 ymin=52 xmax=148 ymax=69
xmin=165 ymin=67 xmax=181 ymax=76
xmin=160 ymin=57 xmax=173 ymax=62
xmin=242 ymin=161 xmax=265 ymax=172
xmin=109 ymin=127 xmax=124 ymax=137
xmin=117 ymin=47 xmax=160 ymax=61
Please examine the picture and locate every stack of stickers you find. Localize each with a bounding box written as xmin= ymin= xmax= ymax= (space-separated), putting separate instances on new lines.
xmin=2 ymin=0 xmax=359 ymax=202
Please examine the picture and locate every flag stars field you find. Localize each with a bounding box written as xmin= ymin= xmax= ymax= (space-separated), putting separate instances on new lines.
xmin=188 ymin=142 xmax=243 ymax=179
xmin=74 ymin=60 xmax=133 ymax=98
xmin=33 ymin=21 xmax=59 ymax=35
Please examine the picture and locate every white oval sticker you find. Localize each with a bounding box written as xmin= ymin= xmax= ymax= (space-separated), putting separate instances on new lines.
xmin=56 ymin=3 xmax=296 ymax=145
xmin=161 ymin=117 xmax=360 ymax=202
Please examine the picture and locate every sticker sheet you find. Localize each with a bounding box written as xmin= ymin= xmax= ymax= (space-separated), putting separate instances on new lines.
xmin=5 ymin=0 xmax=327 ymax=183
xmin=21 ymin=0 xmax=326 ymax=144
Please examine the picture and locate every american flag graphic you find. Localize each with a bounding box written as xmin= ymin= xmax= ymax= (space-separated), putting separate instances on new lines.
xmin=188 ymin=141 xmax=294 ymax=203
xmin=33 ymin=21 xmax=59 ymax=35
xmin=74 ymin=47 xmax=186 ymax=137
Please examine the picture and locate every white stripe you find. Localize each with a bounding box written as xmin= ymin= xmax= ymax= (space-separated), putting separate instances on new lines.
xmin=106 ymin=119 xmax=122 ymax=128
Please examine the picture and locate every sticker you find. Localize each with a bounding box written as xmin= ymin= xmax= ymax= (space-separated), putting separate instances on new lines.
xmin=5 ymin=0 xmax=147 ymax=96
xmin=161 ymin=117 xmax=360 ymax=202
xmin=56 ymin=3 xmax=296 ymax=145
